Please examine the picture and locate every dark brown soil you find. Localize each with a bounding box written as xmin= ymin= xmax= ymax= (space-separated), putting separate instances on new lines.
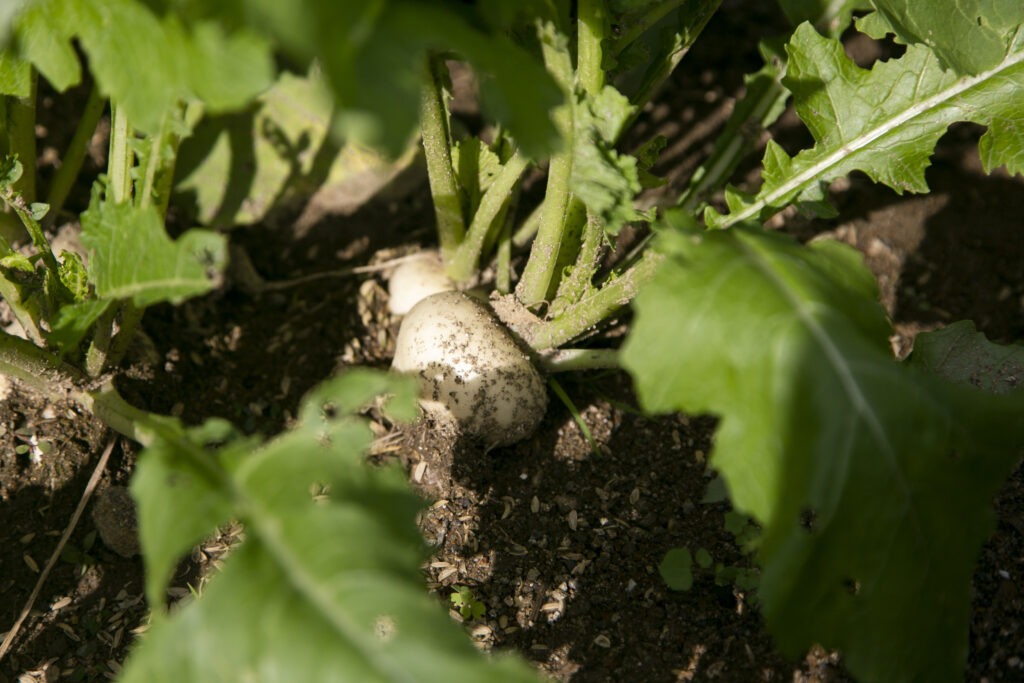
xmin=2 ymin=4 xmax=1023 ymax=682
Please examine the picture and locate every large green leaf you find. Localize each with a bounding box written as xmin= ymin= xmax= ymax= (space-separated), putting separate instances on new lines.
xmin=910 ymin=320 xmax=1024 ymax=395
xmin=706 ymin=19 xmax=1024 ymax=228
xmin=120 ymin=370 xmax=540 ymax=683
xmin=174 ymin=68 xmax=418 ymax=227
xmin=224 ymin=0 xmax=561 ymax=158
xmin=11 ymin=0 xmax=273 ymax=132
xmin=860 ymin=0 xmax=1024 ymax=74
xmin=622 ymin=223 xmax=1024 ymax=682
xmin=80 ymin=199 xmax=227 ymax=306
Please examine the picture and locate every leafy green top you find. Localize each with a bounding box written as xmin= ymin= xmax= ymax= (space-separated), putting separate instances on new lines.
xmin=121 ymin=370 xmax=540 ymax=683
xmin=707 ymin=14 xmax=1024 ymax=228
xmin=623 ymin=219 xmax=1024 ymax=683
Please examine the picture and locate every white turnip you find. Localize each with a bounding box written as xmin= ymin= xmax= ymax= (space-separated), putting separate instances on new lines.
xmin=391 ymin=290 xmax=547 ymax=449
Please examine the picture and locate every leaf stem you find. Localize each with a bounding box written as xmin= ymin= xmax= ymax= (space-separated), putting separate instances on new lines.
xmin=2 ymin=185 xmax=65 ymax=278
xmin=626 ymin=0 xmax=721 ymax=117
xmin=528 ymin=250 xmax=662 ymax=349
xmin=539 ymin=347 xmax=619 ymax=372
xmin=0 ymin=327 xmax=166 ymax=447
xmin=5 ymin=69 xmax=37 ymax=203
xmin=104 ymin=302 xmax=143 ymax=371
xmin=45 ymin=85 xmax=107 ymax=224
xmin=613 ymin=0 xmax=690 ymax=56
xmin=138 ymin=110 xmax=168 ymax=211
xmin=447 ymin=150 xmax=529 ymax=282
xmin=576 ymin=0 xmax=607 ymax=96
xmin=108 ymin=103 xmax=134 ymax=204
xmin=516 ymin=29 xmax=576 ymax=308
xmin=550 ymin=209 xmax=605 ymax=316
xmin=419 ymin=55 xmax=464 ymax=260
xmin=496 ymin=204 xmax=514 ymax=294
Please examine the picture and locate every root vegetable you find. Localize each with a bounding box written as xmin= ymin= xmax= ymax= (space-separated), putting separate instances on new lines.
xmin=387 ymin=251 xmax=455 ymax=315
xmin=391 ymin=290 xmax=547 ymax=449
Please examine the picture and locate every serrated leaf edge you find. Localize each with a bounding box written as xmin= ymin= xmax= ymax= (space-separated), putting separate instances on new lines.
xmin=718 ymin=26 xmax=1024 ymax=229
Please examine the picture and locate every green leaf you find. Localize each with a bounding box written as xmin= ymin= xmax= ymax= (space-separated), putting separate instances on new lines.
xmin=130 ymin=418 xmax=245 ymax=610
xmin=28 ymin=202 xmax=48 ymax=221
xmin=0 ymin=155 xmax=23 ymax=187
xmin=0 ymin=253 xmax=34 ymax=272
xmin=569 ymin=85 xmax=650 ymax=234
xmin=623 ymin=225 xmax=1024 ymax=682
xmin=121 ymin=371 xmax=538 ymax=683
xmin=175 ymin=68 xmax=419 ymax=227
xmin=659 ymin=548 xmax=694 ymax=591
xmin=225 ymin=0 xmax=560 ymax=157
xmin=0 ymin=50 xmax=32 ymax=97
xmin=706 ymin=20 xmax=1024 ymax=228
xmin=859 ymin=0 xmax=1024 ymax=74
xmin=451 ymin=137 xmax=503 ymax=218
xmin=46 ymin=298 xmax=113 ymax=353
xmin=776 ymin=0 xmax=869 ymax=34
xmin=80 ymin=198 xmax=226 ymax=306
xmin=12 ymin=0 xmax=274 ymax=133
xmin=909 ymin=320 xmax=1024 ymax=395
xmin=57 ymin=250 xmax=89 ymax=301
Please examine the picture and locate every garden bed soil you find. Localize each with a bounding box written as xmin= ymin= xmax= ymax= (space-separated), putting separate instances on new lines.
xmin=2 ymin=4 xmax=1024 ymax=682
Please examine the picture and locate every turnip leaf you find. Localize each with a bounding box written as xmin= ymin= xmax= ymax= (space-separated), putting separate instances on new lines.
xmin=80 ymin=198 xmax=226 ymax=306
xmin=859 ymin=0 xmax=1024 ymax=74
xmin=569 ymin=85 xmax=651 ymax=235
xmin=910 ymin=320 xmax=1024 ymax=395
xmin=623 ymin=224 xmax=1024 ymax=682
xmin=120 ymin=370 xmax=540 ymax=683
xmin=9 ymin=0 xmax=273 ymax=132
xmin=706 ymin=19 xmax=1024 ymax=228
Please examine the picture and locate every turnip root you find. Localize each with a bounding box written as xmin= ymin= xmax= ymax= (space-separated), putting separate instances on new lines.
xmin=391 ymin=290 xmax=547 ymax=449
xmin=387 ymin=251 xmax=455 ymax=315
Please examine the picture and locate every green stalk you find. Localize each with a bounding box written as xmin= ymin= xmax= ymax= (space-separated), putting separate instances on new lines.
xmin=45 ymin=86 xmax=106 ymax=224
xmin=527 ymin=250 xmax=662 ymax=349
xmin=0 ymin=328 xmax=69 ymax=396
xmin=6 ymin=68 xmax=37 ymax=204
xmin=77 ymin=382 xmax=165 ymax=446
xmin=550 ymin=208 xmax=605 ymax=316
xmin=108 ymin=103 xmax=134 ymax=204
xmin=102 ymin=302 xmax=142 ymax=372
xmin=0 ymin=328 xmax=167 ymax=446
xmin=2 ymin=186 xmax=65 ymax=278
xmin=613 ymin=0 xmax=690 ymax=56
xmin=85 ymin=303 xmax=115 ymax=377
xmin=496 ymin=209 xmax=513 ymax=294
xmin=0 ymin=276 xmax=44 ymax=346
xmin=622 ymin=0 xmax=721 ymax=121
xmin=418 ymin=55 xmax=463 ymax=260
xmin=515 ymin=30 xmax=576 ymax=308
xmin=512 ymin=201 xmax=542 ymax=247
xmin=447 ymin=150 xmax=529 ymax=282
xmin=153 ymin=102 xmax=196 ymax=220
xmin=576 ymin=0 xmax=607 ymax=96
xmin=138 ymin=110 xmax=168 ymax=210
xmin=539 ymin=347 xmax=619 ymax=372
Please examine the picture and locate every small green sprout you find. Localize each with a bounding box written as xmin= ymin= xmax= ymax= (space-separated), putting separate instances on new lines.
xmin=659 ymin=548 xmax=694 ymax=591
xmin=449 ymin=586 xmax=486 ymax=620
xmin=660 ymin=547 xmax=714 ymax=591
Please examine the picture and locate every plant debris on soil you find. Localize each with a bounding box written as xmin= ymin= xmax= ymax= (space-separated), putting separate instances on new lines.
xmin=2 ymin=5 xmax=1024 ymax=682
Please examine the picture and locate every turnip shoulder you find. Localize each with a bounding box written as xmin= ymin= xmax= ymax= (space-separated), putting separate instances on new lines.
xmin=387 ymin=251 xmax=455 ymax=315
